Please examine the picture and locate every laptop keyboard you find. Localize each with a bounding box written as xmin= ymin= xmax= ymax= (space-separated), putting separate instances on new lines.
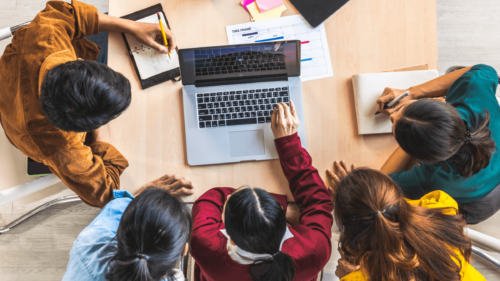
xmin=194 ymin=46 xmax=286 ymax=76
xmin=197 ymin=87 xmax=290 ymax=128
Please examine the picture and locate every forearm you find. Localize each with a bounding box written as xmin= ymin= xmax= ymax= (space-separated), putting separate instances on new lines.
xmin=381 ymin=147 xmax=417 ymax=174
xmin=410 ymin=67 xmax=472 ymax=99
xmin=98 ymin=12 xmax=135 ymax=34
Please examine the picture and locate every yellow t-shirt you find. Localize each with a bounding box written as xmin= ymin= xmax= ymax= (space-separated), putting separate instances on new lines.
xmin=341 ymin=191 xmax=485 ymax=281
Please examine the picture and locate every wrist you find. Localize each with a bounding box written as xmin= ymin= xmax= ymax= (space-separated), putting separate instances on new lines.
xmin=121 ymin=19 xmax=136 ymax=35
xmin=408 ymin=86 xmax=424 ymax=99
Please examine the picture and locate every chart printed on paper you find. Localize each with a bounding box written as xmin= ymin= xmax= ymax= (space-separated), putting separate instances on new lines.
xmin=226 ymin=15 xmax=334 ymax=81
xmin=125 ymin=13 xmax=179 ymax=80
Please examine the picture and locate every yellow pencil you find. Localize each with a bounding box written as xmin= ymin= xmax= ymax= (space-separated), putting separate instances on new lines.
xmin=157 ymin=12 xmax=171 ymax=58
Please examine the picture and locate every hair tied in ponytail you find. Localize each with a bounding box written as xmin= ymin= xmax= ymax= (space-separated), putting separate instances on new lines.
xmin=349 ymin=204 xmax=398 ymax=248
xmin=464 ymin=130 xmax=472 ymax=144
xmin=250 ymin=259 xmax=273 ymax=280
xmin=137 ymin=253 xmax=149 ymax=261
xmin=349 ymin=219 xmax=375 ymax=248
xmin=248 ymin=252 xmax=283 ymax=280
xmin=459 ymin=144 xmax=473 ymax=155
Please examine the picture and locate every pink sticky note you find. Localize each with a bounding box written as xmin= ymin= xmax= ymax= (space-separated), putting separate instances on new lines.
xmin=255 ymin=0 xmax=284 ymax=12
xmin=241 ymin=0 xmax=256 ymax=12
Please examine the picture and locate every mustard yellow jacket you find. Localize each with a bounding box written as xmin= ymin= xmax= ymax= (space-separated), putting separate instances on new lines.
xmin=0 ymin=0 xmax=128 ymax=208
xmin=341 ymin=191 xmax=485 ymax=281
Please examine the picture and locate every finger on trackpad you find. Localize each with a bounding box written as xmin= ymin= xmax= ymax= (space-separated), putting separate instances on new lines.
xmin=229 ymin=130 xmax=265 ymax=157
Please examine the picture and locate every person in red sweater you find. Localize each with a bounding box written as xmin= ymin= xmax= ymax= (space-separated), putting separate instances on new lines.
xmin=191 ymin=101 xmax=334 ymax=281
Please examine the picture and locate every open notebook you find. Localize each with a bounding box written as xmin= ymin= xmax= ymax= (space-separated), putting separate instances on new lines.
xmin=352 ymin=70 xmax=439 ymax=135
xmin=121 ymin=4 xmax=180 ymax=89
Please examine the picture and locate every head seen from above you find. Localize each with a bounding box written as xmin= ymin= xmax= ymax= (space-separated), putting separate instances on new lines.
xmin=334 ymin=168 xmax=471 ymax=281
xmin=391 ymin=98 xmax=496 ymax=177
xmin=106 ymin=187 xmax=192 ymax=281
xmin=40 ymin=60 xmax=132 ymax=133
xmin=224 ymin=186 xmax=295 ymax=281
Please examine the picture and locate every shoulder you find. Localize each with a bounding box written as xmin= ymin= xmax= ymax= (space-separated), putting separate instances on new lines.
xmin=447 ymin=64 xmax=498 ymax=104
xmin=77 ymin=196 xmax=131 ymax=243
xmin=450 ymin=247 xmax=486 ymax=281
xmin=282 ymin=226 xmax=331 ymax=272
xmin=65 ymin=233 xmax=116 ymax=281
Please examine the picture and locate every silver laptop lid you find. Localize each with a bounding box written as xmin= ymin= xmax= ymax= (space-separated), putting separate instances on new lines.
xmin=178 ymin=41 xmax=301 ymax=87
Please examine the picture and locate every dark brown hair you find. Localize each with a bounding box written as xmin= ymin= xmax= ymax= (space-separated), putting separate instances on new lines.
xmin=394 ymin=99 xmax=495 ymax=177
xmin=334 ymin=168 xmax=471 ymax=281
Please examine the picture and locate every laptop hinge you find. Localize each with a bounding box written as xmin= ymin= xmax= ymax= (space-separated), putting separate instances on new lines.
xmin=194 ymin=74 xmax=288 ymax=87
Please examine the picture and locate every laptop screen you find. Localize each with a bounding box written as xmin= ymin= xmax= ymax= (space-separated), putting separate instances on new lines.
xmin=178 ymin=41 xmax=301 ymax=85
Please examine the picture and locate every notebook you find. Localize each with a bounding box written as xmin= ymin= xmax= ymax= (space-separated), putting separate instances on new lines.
xmin=289 ymin=0 xmax=350 ymax=28
xmin=121 ymin=4 xmax=180 ymax=89
xmin=352 ymin=70 xmax=439 ymax=135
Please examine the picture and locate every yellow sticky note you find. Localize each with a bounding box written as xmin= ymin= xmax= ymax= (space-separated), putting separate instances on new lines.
xmin=246 ymin=2 xmax=287 ymax=21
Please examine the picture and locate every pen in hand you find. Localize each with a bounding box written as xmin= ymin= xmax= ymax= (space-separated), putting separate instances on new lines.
xmin=157 ymin=12 xmax=171 ymax=59
xmin=375 ymin=91 xmax=410 ymax=115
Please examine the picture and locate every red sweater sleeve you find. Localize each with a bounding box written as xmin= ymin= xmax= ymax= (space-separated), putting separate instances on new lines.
xmin=191 ymin=187 xmax=235 ymax=263
xmin=274 ymin=133 xmax=334 ymax=266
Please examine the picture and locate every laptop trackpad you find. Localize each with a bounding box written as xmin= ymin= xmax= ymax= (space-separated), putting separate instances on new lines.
xmin=229 ymin=130 xmax=265 ymax=157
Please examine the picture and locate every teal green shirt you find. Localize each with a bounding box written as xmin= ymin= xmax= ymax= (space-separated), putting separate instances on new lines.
xmin=390 ymin=65 xmax=500 ymax=203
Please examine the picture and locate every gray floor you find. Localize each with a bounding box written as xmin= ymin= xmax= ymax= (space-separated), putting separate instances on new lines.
xmin=437 ymin=0 xmax=500 ymax=74
xmin=1 ymin=0 xmax=500 ymax=280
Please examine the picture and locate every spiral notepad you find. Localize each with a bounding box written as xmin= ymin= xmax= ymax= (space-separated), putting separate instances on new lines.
xmin=121 ymin=4 xmax=180 ymax=89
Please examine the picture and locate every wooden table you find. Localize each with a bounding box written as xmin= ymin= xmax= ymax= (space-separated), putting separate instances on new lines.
xmin=108 ymin=0 xmax=438 ymax=202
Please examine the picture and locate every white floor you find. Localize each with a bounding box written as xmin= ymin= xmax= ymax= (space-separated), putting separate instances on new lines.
xmin=0 ymin=0 xmax=499 ymax=280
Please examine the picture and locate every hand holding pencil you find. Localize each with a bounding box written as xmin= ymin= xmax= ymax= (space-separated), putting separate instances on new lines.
xmin=127 ymin=14 xmax=176 ymax=56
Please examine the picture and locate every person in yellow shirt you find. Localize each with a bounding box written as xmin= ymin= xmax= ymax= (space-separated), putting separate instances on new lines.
xmin=326 ymin=161 xmax=485 ymax=281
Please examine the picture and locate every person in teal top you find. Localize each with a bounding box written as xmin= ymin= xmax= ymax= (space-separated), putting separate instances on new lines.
xmin=376 ymin=64 xmax=499 ymax=224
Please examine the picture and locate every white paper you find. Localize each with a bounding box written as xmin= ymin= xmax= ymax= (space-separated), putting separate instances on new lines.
xmin=352 ymin=70 xmax=439 ymax=135
xmin=124 ymin=13 xmax=179 ymax=80
xmin=226 ymin=15 xmax=334 ymax=82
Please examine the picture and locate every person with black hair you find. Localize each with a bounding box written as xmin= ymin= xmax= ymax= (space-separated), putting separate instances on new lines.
xmin=63 ymin=174 xmax=193 ymax=281
xmin=0 ymin=0 xmax=177 ymax=208
xmin=376 ymin=64 xmax=500 ymax=224
xmin=191 ymin=102 xmax=334 ymax=281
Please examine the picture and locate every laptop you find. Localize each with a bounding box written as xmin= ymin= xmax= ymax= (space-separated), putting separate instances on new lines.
xmin=178 ymin=41 xmax=307 ymax=166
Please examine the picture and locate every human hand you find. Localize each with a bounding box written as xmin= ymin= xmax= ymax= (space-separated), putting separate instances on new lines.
xmin=335 ymin=259 xmax=361 ymax=279
xmin=286 ymin=202 xmax=301 ymax=226
xmin=326 ymin=161 xmax=356 ymax=205
xmin=129 ymin=21 xmax=177 ymax=54
xmin=271 ymin=101 xmax=299 ymax=139
xmin=376 ymin=87 xmax=413 ymax=115
xmin=146 ymin=174 xmax=194 ymax=197
xmin=91 ymin=125 xmax=111 ymax=143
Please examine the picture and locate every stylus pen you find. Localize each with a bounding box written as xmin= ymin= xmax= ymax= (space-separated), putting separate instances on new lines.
xmin=375 ymin=91 xmax=410 ymax=115
xmin=157 ymin=12 xmax=171 ymax=58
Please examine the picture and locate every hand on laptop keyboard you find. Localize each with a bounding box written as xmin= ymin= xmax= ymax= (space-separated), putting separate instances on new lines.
xmin=197 ymin=87 xmax=290 ymax=128
xmin=271 ymin=100 xmax=299 ymax=139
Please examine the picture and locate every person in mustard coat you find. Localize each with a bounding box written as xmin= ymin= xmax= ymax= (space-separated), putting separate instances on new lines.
xmin=326 ymin=163 xmax=485 ymax=281
xmin=0 ymin=1 xmax=184 ymax=207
